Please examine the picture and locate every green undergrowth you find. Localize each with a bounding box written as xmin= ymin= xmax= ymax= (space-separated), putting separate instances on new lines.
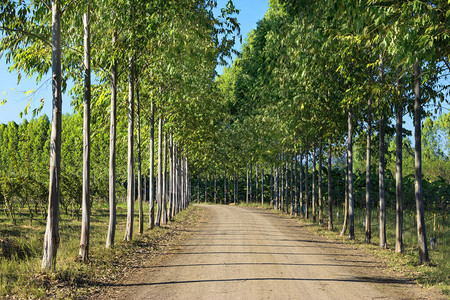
xmin=257 ymin=204 xmax=449 ymax=296
xmin=0 ymin=202 xmax=200 ymax=299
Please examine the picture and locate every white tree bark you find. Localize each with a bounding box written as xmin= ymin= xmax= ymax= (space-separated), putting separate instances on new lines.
xmin=156 ymin=116 xmax=162 ymax=226
xmin=414 ymin=59 xmax=429 ymax=264
xmin=42 ymin=0 xmax=62 ymax=271
xmin=365 ymin=98 xmax=372 ymax=243
xmin=379 ymin=55 xmax=387 ymax=248
xmin=106 ymin=30 xmax=117 ymax=248
xmin=124 ymin=57 xmax=134 ymax=241
xmin=79 ymin=6 xmax=91 ymax=261
xmin=149 ymin=100 xmax=154 ymax=229
xmin=137 ymin=79 xmax=143 ymax=235
xmin=348 ymin=110 xmax=354 ymax=240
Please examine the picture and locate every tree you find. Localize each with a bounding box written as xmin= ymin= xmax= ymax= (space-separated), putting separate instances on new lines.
xmin=365 ymin=98 xmax=372 ymax=243
xmin=79 ymin=3 xmax=91 ymax=262
xmin=124 ymin=58 xmax=134 ymax=241
xmin=414 ymin=59 xmax=429 ymax=264
xmin=42 ymin=0 xmax=63 ymax=271
xmin=106 ymin=29 xmax=118 ymax=248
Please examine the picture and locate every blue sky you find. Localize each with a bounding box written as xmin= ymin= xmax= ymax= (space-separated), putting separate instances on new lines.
xmin=0 ymin=0 xmax=270 ymax=125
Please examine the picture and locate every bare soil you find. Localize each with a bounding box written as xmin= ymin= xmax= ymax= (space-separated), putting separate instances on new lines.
xmin=99 ymin=205 xmax=446 ymax=299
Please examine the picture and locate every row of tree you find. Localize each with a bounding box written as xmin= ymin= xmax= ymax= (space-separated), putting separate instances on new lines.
xmin=1 ymin=0 xmax=240 ymax=270
xmin=203 ymin=0 xmax=448 ymax=265
xmin=1 ymin=0 xmax=448 ymax=270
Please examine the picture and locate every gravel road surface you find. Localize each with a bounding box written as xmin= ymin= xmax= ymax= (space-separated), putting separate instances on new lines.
xmin=105 ymin=205 xmax=444 ymax=299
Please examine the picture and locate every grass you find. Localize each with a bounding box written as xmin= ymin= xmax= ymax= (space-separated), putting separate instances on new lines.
xmin=331 ymin=207 xmax=449 ymax=295
xmin=238 ymin=201 xmax=449 ymax=295
xmin=0 ymin=201 xmax=200 ymax=299
xmin=2 ymin=198 xmax=447 ymax=297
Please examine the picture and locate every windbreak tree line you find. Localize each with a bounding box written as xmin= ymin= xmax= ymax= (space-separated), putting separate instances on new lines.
xmin=196 ymin=0 xmax=448 ymax=265
xmin=0 ymin=0 xmax=239 ymax=270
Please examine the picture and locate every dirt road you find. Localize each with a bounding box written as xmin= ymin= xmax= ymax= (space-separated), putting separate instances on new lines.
xmin=105 ymin=205 xmax=443 ymax=299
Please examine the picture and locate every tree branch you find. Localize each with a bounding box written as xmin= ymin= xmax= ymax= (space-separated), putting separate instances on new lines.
xmin=0 ymin=26 xmax=51 ymax=48
xmin=441 ymin=57 xmax=450 ymax=73
xmin=39 ymin=0 xmax=51 ymax=11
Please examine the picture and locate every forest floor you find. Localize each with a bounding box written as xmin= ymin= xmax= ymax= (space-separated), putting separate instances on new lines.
xmin=97 ymin=204 xmax=446 ymax=299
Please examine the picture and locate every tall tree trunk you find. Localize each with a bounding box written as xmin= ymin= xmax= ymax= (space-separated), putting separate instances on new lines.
xmin=305 ymin=150 xmax=309 ymax=219
xmin=162 ymin=132 xmax=167 ymax=224
xmin=246 ymin=167 xmax=249 ymax=203
xmin=174 ymin=144 xmax=178 ymax=217
xmin=179 ymin=152 xmax=183 ymax=211
xmin=143 ymin=174 xmax=146 ymax=203
xmin=169 ymin=134 xmax=173 ymax=220
xmin=42 ymin=0 xmax=62 ymax=271
xmin=214 ymin=174 xmax=217 ymax=204
xmin=327 ymin=139 xmax=333 ymax=230
xmin=281 ymin=159 xmax=284 ymax=212
xmin=182 ymin=158 xmax=185 ymax=209
xmin=414 ymin=59 xmax=429 ymax=264
xmin=174 ymin=147 xmax=179 ymax=215
xmin=229 ymin=175 xmax=232 ymax=203
xmin=340 ymin=153 xmax=349 ymax=237
xmin=285 ymin=161 xmax=289 ymax=213
xmin=290 ymin=153 xmax=293 ymax=215
xmin=137 ymin=80 xmax=143 ymax=235
xmin=299 ymin=151 xmax=304 ymax=218
xmin=348 ymin=110 xmax=354 ymax=240
xmin=261 ymin=168 xmax=264 ymax=205
xmin=156 ymin=116 xmax=162 ymax=227
xmin=148 ymin=100 xmax=155 ymax=229
xmin=318 ymin=141 xmax=323 ymax=225
xmin=312 ymin=145 xmax=316 ymax=222
xmin=270 ymin=167 xmax=273 ymax=207
xmin=223 ymin=171 xmax=226 ymax=204
xmin=205 ymin=175 xmax=208 ymax=203
xmin=249 ymin=163 xmax=252 ymax=202
xmin=379 ymin=54 xmax=387 ymax=248
xmin=177 ymin=158 xmax=181 ymax=211
xmin=395 ymin=100 xmax=404 ymax=253
xmin=255 ymin=165 xmax=258 ymax=202
xmin=379 ymin=115 xmax=387 ymax=248
xmin=185 ymin=158 xmax=188 ymax=209
xmin=185 ymin=158 xmax=189 ymax=209
xmin=236 ymin=172 xmax=239 ymax=204
xmin=106 ymin=29 xmax=117 ymax=248
xmin=234 ymin=172 xmax=237 ymax=204
xmin=178 ymin=155 xmax=182 ymax=211
xmin=197 ymin=177 xmax=200 ymax=203
xmin=124 ymin=57 xmax=134 ymax=241
xmin=365 ymin=98 xmax=372 ymax=243
xmin=274 ymin=167 xmax=278 ymax=209
xmin=79 ymin=6 xmax=91 ymax=261
xmin=294 ymin=152 xmax=298 ymax=216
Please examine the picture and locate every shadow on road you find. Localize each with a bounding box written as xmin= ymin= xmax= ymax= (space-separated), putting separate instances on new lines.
xmin=105 ymin=276 xmax=414 ymax=287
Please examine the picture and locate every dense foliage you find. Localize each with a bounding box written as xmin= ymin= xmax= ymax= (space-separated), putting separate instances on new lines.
xmin=208 ymin=0 xmax=449 ymax=263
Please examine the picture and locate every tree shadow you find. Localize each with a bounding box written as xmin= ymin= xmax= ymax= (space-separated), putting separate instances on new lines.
xmin=131 ymin=262 xmax=378 ymax=269
xmin=164 ymin=251 xmax=364 ymax=256
xmin=0 ymin=227 xmax=22 ymax=237
xmin=102 ymin=276 xmax=414 ymax=287
xmin=177 ymin=243 xmax=345 ymax=250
